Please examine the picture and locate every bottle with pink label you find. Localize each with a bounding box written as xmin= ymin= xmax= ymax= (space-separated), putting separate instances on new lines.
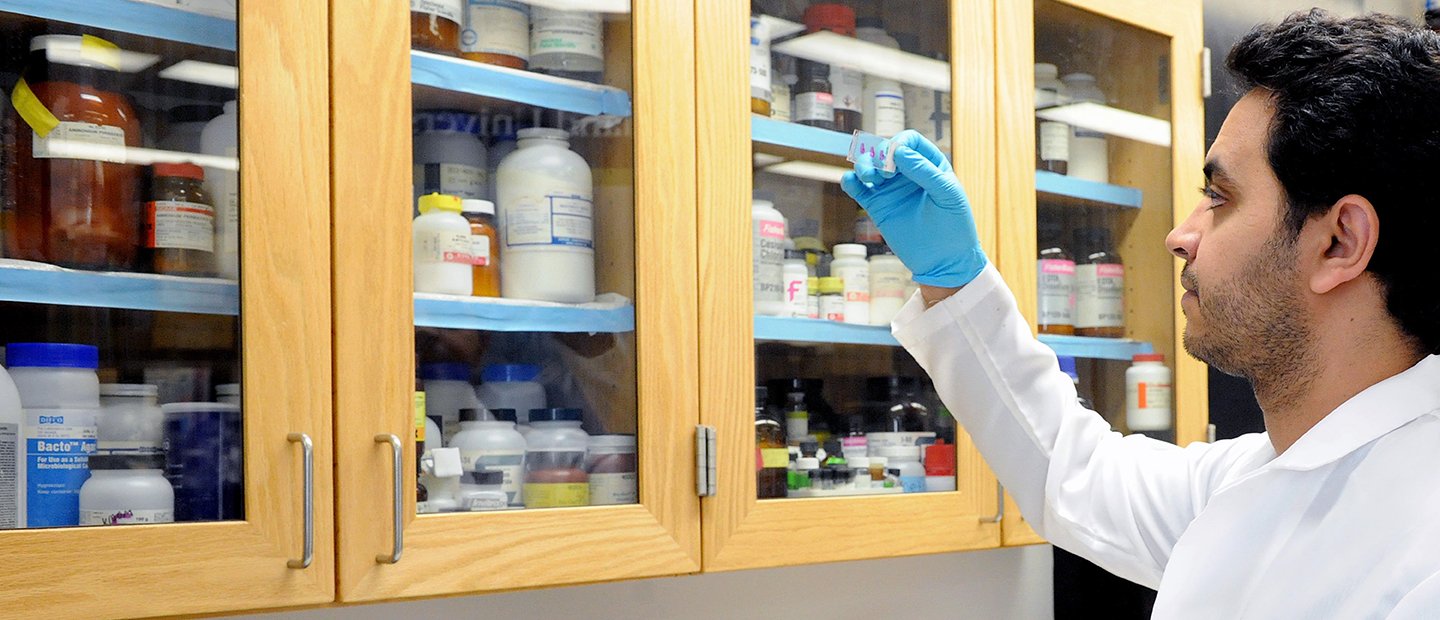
xmin=1074 ymin=227 xmax=1125 ymax=338
xmin=1037 ymin=218 xmax=1076 ymax=335
xmin=752 ymin=199 xmax=788 ymax=316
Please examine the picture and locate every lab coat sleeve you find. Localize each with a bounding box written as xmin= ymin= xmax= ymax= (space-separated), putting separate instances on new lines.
xmin=1389 ymin=571 xmax=1440 ymax=619
xmin=893 ymin=264 xmax=1232 ymax=589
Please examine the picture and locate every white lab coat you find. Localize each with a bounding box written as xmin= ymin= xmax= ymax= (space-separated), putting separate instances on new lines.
xmin=892 ymin=265 xmax=1440 ymax=618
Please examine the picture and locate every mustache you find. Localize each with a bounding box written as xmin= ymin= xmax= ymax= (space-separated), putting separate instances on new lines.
xmin=1181 ymin=265 xmax=1199 ymax=293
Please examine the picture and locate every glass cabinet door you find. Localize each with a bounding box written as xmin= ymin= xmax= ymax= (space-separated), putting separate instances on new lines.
xmin=995 ymin=0 xmax=1205 ymax=544
xmin=332 ymin=0 xmax=699 ymax=601
xmin=698 ymin=0 xmax=1002 ymax=571
xmin=0 ymin=0 xmax=333 ymax=616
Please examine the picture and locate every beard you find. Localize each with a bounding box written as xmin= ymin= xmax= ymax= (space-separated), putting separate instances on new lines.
xmin=1181 ymin=235 xmax=1315 ymax=385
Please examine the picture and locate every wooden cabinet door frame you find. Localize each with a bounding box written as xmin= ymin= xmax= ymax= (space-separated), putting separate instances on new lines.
xmin=696 ymin=0 xmax=1003 ymax=572
xmin=330 ymin=0 xmax=701 ymax=602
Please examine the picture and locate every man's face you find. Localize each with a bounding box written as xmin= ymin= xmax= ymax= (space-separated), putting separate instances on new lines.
xmin=1165 ymin=91 xmax=1314 ymax=379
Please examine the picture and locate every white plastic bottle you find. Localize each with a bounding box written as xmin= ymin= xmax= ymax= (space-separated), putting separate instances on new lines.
xmin=7 ymin=343 xmax=100 ymax=528
xmin=78 ymin=454 xmax=174 ymax=525
xmin=476 ymin=364 xmax=546 ymax=426
xmin=97 ymin=384 xmax=164 ymax=455
xmin=0 ymin=364 xmax=20 ymax=529
xmin=831 ymin=244 xmax=871 ymax=325
xmin=752 ymin=200 xmax=787 ymax=316
xmin=1062 ymin=73 xmax=1109 ymax=183
xmin=857 ymin=22 xmax=905 ymax=138
xmin=413 ymin=193 xmax=474 ymax=296
xmin=413 ymin=110 xmax=488 ymax=205
xmin=1127 ymin=354 xmax=1174 ymax=441
xmin=877 ymin=445 xmax=925 ymax=493
xmin=497 ymin=128 xmax=595 ymax=303
xmin=529 ymin=8 xmax=603 ymax=82
xmin=1035 ymin=63 xmax=1070 ymax=174
xmin=782 ymin=250 xmax=809 ymax=318
xmin=200 ymin=100 xmax=239 ymax=280
xmin=868 ymin=252 xmax=909 ymax=325
xmin=448 ymin=408 xmax=527 ymax=508
xmin=749 ymin=15 xmax=772 ymax=112
xmin=421 ymin=362 xmax=482 ymax=445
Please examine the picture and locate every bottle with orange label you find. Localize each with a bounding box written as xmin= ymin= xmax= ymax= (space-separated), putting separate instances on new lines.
xmin=460 ymin=199 xmax=500 ymax=297
xmin=144 ymin=163 xmax=216 ymax=277
xmin=1126 ymin=354 xmax=1173 ymax=442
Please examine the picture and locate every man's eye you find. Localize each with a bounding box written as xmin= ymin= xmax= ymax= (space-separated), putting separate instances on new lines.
xmin=1198 ymin=186 xmax=1227 ymax=209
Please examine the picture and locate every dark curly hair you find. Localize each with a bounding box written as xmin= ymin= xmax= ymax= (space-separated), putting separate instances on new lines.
xmin=1227 ymin=9 xmax=1440 ymax=354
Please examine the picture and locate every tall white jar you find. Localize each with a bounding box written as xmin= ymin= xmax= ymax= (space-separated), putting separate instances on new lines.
xmin=831 ymin=243 xmax=871 ymax=325
xmin=497 ymin=128 xmax=595 ymax=303
xmin=752 ymin=199 xmax=787 ymax=316
xmin=201 ymin=100 xmax=239 ymax=280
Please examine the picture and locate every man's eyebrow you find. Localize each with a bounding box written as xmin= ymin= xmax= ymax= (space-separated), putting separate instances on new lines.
xmin=1203 ymin=160 xmax=1235 ymax=185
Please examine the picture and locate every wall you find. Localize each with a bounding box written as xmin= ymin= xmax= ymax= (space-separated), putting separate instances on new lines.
xmin=238 ymin=546 xmax=1054 ymax=620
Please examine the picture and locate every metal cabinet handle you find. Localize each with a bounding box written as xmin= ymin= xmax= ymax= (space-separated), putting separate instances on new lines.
xmin=985 ymin=480 xmax=1005 ymax=524
xmin=287 ymin=433 xmax=314 ymax=569
xmin=375 ymin=434 xmax=404 ymax=564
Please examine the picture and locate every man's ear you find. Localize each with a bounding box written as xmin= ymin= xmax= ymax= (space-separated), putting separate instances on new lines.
xmin=1309 ymin=194 xmax=1378 ymax=295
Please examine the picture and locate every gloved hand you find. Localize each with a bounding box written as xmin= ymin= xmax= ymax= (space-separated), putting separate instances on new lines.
xmin=840 ymin=130 xmax=988 ymax=288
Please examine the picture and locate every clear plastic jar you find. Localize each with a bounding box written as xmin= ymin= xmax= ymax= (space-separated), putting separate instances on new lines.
xmin=79 ymin=453 xmax=174 ymax=525
xmin=586 ymin=434 xmax=637 ymax=506
xmin=5 ymin=343 xmax=100 ymax=409
xmin=523 ymin=408 xmax=589 ymax=508
xmin=98 ymin=384 xmax=163 ymax=455
xmin=449 ymin=407 xmax=526 ymax=507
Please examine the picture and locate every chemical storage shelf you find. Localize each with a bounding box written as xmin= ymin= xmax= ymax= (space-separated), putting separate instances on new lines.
xmin=756 ymin=315 xmax=1153 ymax=361
xmin=1 ymin=0 xmax=236 ymax=50
xmin=1035 ymin=170 xmax=1143 ymax=209
xmin=414 ymin=293 xmax=635 ymax=333
xmin=411 ymin=51 xmax=633 ymax=117
xmin=752 ymin=116 xmax=851 ymax=158
xmin=0 ymin=260 xmax=238 ymax=315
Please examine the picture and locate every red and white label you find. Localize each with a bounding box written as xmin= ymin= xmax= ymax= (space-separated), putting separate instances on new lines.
xmin=145 ymin=200 xmax=215 ymax=252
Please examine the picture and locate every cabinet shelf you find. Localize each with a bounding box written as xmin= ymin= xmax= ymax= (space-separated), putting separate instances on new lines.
xmin=411 ymin=51 xmax=633 ymax=117
xmin=0 ymin=260 xmax=239 ymax=315
xmin=752 ymin=116 xmax=851 ymax=158
xmin=756 ymin=315 xmax=1153 ymax=361
xmin=1035 ymin=170 xmax=1143 ymax=209
xmin=2 ymin=0 xmax=236 ymax=50
xmin=413 ymin=293 xmax=635 ymax=333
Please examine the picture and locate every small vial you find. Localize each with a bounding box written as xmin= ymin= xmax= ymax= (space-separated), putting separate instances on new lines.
xmin=818 ymin=277 xmax=845 ymax=322
xmin=869 ymin=456 xmax=887 ymax=488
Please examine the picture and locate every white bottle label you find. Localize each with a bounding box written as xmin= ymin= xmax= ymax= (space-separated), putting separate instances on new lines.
xmin=414 ymin=163 xmax=487 ymax=200
xmin=1037 ymin=258 xmax=1076 ymax=325
xmin=0 ymin=423 xmax=15 ymax=529
xmin=830 ymin=67 xmax=863 ymax=113
xmin=531 ymin=8 xmax=603 ymax=62
xmin=870 ymin=269 xmax=907 ymax=301
xmin=215 ymin=145 xmax=240 ymax=278
xmin=749 ymin=17 xmax=772 ymax=102
xmin=1039 ymin=121 xmax=1070 ymax=162
xmin=1127 ymin=381 xmax=1173 ymax=431
xmin=145 ymin=200 xmax=216 ymax=252
xmin=820 ymin=295 xmax=844 ymax=322
xmin=770 ymin=82 xmax=791 ymax=121
xmin=834 ymin=264 xmax=870 ymax=303
xmin=33 ymin=122 xmax=127 ymax=163
xmin=415 ymin=230 xmax=474 ymax=265
xmin=24 ymin=412 xmax=97 ymax=527
xmin=1076 ymin=263 xmax=1124 ymax=328
xmin=873 ymin=90 xmax=906 ymax=138
xmin=469 ymin=234 xmax=491 ymax=266
xmin=411 ymin=0 xmax=462 ymax=23
xmin=753 ymin=218 xmax=785 ymax=305
xmin=793 ymin=92 xmax=834 ymax=124
xmin=505 ymin=193 xmax=594 ymax=249
xmin=461 ymin=0 xmax=529 ymax=60
xmin=589 ymin=472 xmax=637 ymax=505
xmin=464 ymin=449 xmax=525 ymax=507
xmin=806 ymin=294 xmax=820 ymax=319
xmin=783 ymin=272 xmax=809 ymax=317
xmin=80 ymin=508 xmax=174 ymax=526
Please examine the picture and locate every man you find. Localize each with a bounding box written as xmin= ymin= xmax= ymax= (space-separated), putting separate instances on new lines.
xmin=842 ymin=10 xmax=1439 ymax=618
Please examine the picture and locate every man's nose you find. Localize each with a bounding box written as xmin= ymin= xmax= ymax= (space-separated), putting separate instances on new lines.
xmin=1167 ymin=204 xmax=1203 ymax=261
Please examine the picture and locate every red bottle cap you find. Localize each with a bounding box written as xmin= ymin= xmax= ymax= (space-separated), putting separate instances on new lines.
xmin=924 ymin=444 xmax=956 ymax=476
xmin=152 ymin=162 xmax=205 ymax=180
xmin=803 ymin=3 xmax=856 ymax=36
xmin=1133 ymin=353 xmax=1165 ymax=363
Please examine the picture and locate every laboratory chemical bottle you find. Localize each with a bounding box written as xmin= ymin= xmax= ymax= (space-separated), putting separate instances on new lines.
xmin=8 ymin=343 xmax=100 ymax=528
xmin=586 ymin=434 xmax=637 ymax=506
xmin=782 ymin=250 xmax=810 ymax=318
xmin=159 ymin=104 xmax=221 ymax=153
xmin=79 ymin=454 xmax=174 ymax=525
xmin=477 ymin=364 xmax=546 ymax=426
xmin=412 ymin=0 xmax=464 ymax=54
xmin=822 ymin=438 xmax=846 ymax=468
xmin=895 ymin=34 xmax=937 ymax=145
xmin=1074 ymin=227 xmax=1124 ymax=337
xmin=6 ymin=35 xmax=142 ymax=271
xmin=869 ymin=252 xmax=909 ymax=325
xmin=458 ymin=470 xmax=508 ymax=511
xmin=461 ymin=199 xmax=501 ymax=297
xmin=806 ymin=277 xmax=821 ymax=319
xmin=529 ymin=8 xmax=603 ymax=83
xmin=497 ymin=128 xmax=596 ymax=302
xmin=857 ymin=21 xmax=905 ymax=138
xmin=793 ymin=59 xmax=835 ymax=129
xmin=752 ymin=200 xmax=788 ymax=316
xmin=784 ymin=391 xmax=808 ymax=445
xmin=415 ymin=383 xmax=429 ymax=510
xmin=1126 ymin=354 xmax=1174 ymax=442
xmin=754 ymin=387 xmax=788 ymax=499
xmin=1037 ymin=217 xmax=1076 ymax=335
xmin=804 ymin=4 xmax=861 ymax=133
xmin=924 ymin=444 xmax=957 ymax=492
xmin=200 ymin=100 xmax=240 ymax=279
xmin=414 ymin=110 xmax=489 ymax=206
xmin=0 ymin=365 xmax=20 ymax=529
xmin=523 ymin=408 xmax=590 ymax=508
xmin=449 ymin=407 xmax=526 ymax=507
xmin=770 ymin=55 xmax=795 ymax=121
xmin=421 ymin=362 xmax=481 ymax=445
xmin=853 ymin=208 xmax=884 ymax=255
xmin=750 ymin=15 xmax=772 ymax=116
xmin=486 ymin=129 xmax=519 ymax=202
xmin=1035 ymin=63 xmax=1070 ymax=175
xmin=461 ymin=0 xmax=529 ymax=69
xmin=97 ymin=384 xmax=164 ymax=455
xmin=1062 ymin=73 xmax=1109 ymax=183
xmin=831 ymin=244 xmax=871 ymax=325
xmin=144 ymin=163 xmax=216 ymax=277
xmin=413 ymin=193 xmax=475 ymax=296
xmin=1057 ymin=355 xmax=1095 ymax=411
xmin=819 ymin=277 xmax=844 ymax=322
xmin=868 ymin=456 xmax=888 ymax=488
xmin=877 ymin=446 xmax=925 ymax=493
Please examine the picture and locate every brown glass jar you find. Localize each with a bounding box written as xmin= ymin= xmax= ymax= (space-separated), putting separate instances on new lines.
xmin=755 ymin=386 xmax=788 ymax=499
xmin=143 ymin=163 xmax=215 ymax=276
xmin=411 ymin=0 xmax=463 ymax=55
xmin=1074 ymin=227 xmax=1125 ymax=338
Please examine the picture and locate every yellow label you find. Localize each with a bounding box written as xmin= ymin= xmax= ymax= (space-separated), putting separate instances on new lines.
xmin=523 ymin=482 xmax=589 ymax=508
xmin=11 ymin=78 xmax=59 ymax=138
xmin=80 ymin=35 xmax=122 ymax=70
xmin=413 ymin=392 xmax=427 ymax=442
xmin=760 ymin=448 xmax=789 ymax=468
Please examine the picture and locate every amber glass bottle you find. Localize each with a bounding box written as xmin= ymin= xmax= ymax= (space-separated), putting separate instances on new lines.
xmin=755 ymin=386 xmax=788 ymax=499
xmin=411 ymin=0 xmax=462 ymax=54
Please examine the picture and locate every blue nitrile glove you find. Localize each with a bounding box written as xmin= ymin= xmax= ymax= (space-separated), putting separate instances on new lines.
xmin=840 ymin=130 xmax=988 ymax=288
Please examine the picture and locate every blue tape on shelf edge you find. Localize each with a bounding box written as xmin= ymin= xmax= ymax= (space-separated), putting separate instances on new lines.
xmin=0 ymin=265 xmax=239 ymax=315
xmin=4 ymin=0 xmax=236 ymax=50
xmin=413 ymin=297 xmax=636 ymax=333
xmin=752 ymin=316 xmax=898 ymax=346
xmin=1035 ymin=170 xmax=1143 ymax=209
xmin=411 ymin=52 xmax=633 ymax=119
xmin=751 ymin=117 xmax=851 ymax=158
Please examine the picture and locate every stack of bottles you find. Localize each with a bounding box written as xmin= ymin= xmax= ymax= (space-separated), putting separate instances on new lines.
xmin=414 ymin=362 xmax=637 ymax=512
xmin=1034 ymin=61 xmax=1109 ymax=184
xmin=753 ymin=377 xmax=957 ymax=499
xmin=411 ymin=0 xmax=607 ymax=83
xmin=1036 ymin=211 xmax=1125 ymax=338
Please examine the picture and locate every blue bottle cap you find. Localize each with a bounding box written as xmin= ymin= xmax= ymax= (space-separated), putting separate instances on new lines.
xmin=482 ymin=364 xmax=540 ymax=382
xmin=5 ymin=343 xmax=99 ymax=369
xmin=528 ymin=408 xmax=582 ymax=423
xmin=420 ymin=362 xmax=472 ymax=382
xmin=1057 ymin=356 xmax=1079 ymax=382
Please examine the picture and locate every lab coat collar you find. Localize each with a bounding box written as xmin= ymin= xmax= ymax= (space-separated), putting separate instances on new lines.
xmin=1265 ymin=354 xmax=1440 ymax=472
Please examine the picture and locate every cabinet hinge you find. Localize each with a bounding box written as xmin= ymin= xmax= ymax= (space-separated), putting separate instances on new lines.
xmin=695 ymin=424 xmax=717 ymax=497
xmin=1202 ymin=47 xmax=1213 ymax=99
